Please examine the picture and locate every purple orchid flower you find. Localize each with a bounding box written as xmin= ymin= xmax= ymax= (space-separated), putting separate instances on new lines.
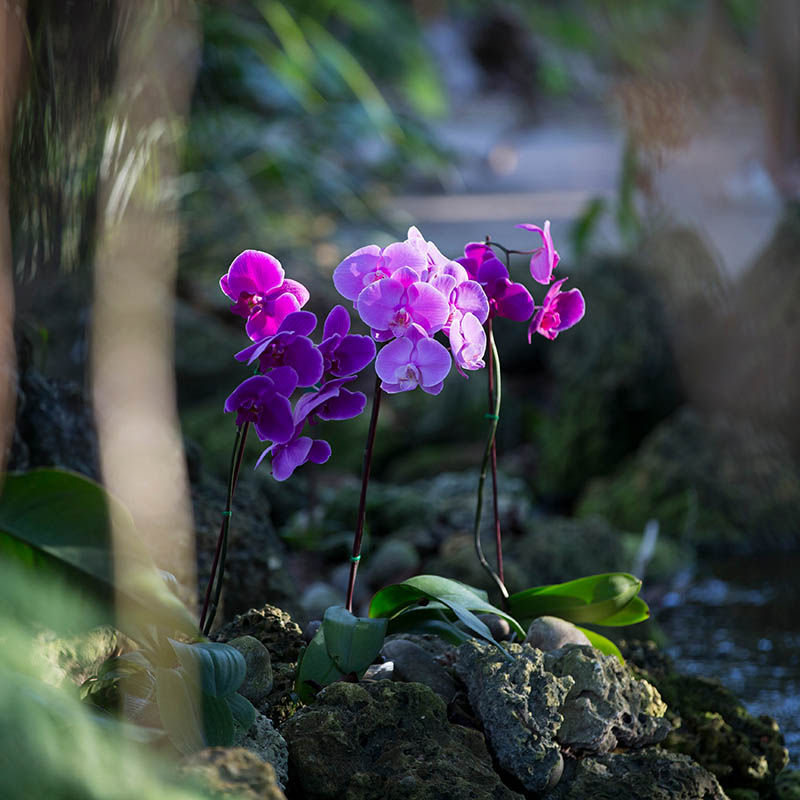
xmin=475 ymin=256 xmax=534 ymax=322
xmin=528 ymin=278 xmax=586 ymax=342
xmin=223 ymin=372 xmax=297 ymax=443
xmin=221 ymin=250 xmax=311 ymax=341
xmin=258 ymin=431 xmax=332 ymax=481
xmin=375 ymin=324 xmax=452 ymax=395
xmin=456 ymin=242 xmax=495 ymax=281
xmin=318 ymin=305 xmax=377 ymax=378
xmin=294 ymin=376 xmax=368 ymax=424
xmin=235 ymin=311 xmax=323 ymax=387
xmin=356 ymin=267 xmax=450 ymax=339
xmin=516 ymin=220 xmax=560 ymax=285
xmin=333 ymin=241 xmax=427 ymax=303
xmin=449 ymin=312 xmax=486 ymax=375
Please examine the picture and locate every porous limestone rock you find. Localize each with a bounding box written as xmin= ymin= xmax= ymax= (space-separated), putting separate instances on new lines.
xmin=232 ymin=712 xmax=289 ymax=789
xmin=543 ymin=644 xmax=670 ymax=753
xmin=180 ymin=746 xmax=287 ymax=800
xmin=546 ymin=749 xmax=729 ymax=800
xmin=281 ymin=680 xmax=523 ymax=800
xmin=455 ymin=641 xmax=572 ymax=794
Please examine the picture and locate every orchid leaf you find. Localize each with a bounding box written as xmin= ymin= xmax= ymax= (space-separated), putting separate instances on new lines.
xmin=294 ymin=626 xmax=348 ymax=704
xmin=0 ymin=469 xmax=198 ymax=637
xmin=322 ymin=606 xmax=387 ymax=676
xmin=227 ymin=692 xmax=257 ymax=731
xmin=369 ymin=575 xmax=525 ymax=638
xmin=385 ymin=606 xmax=472 ymax=645
xmin=575 ymin=627 xmax=624 ymax=663
xmin=155 ymin=667 xmax=205 ymax=755
xmin=593 ymin=595 xmax=650 ymax=627
xmin=201 ymin=692 xmax=235 ymax=747
xmin=508 ymin=573 xmax=642 ymax=628
xmin=169 ymin=639 xmax=246 ymax=698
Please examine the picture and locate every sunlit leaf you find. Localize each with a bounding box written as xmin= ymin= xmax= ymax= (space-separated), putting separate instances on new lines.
xmin=594 ymin=595 xmax=650 ymax=627
xmin=294 ymin=627 xmax=348 ymax=704
xmin=508 ymin=573 xmax=642 ymax=628
xmin=575 ymin=627 xmax=624 ymax=662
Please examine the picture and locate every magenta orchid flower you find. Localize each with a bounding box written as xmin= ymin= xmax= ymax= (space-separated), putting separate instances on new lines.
xmin=224 ymin=373 xmax=296 ymax=443
xmin=375 ymin=324 xmax=452 ymax=395
xmin=221 ymin=250 xmax=311 ymax=341
xmin=235 ymin=311 xmax=324 ymax=387
xmin=516 ymin=220 xmax=560 ymax=285
xmin=258 ymin=431 xmax=332 ymax=481
xmin=528 ymin=278 xmax=585 ymax=342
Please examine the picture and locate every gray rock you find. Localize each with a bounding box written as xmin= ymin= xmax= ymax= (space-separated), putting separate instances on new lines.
xmin=363 ymin=661 xmax=394 ymax=681
xmin=381 ymin=639 xmax=456 ymax=702
xmin=227 ymin=635 xmax=273 ymax=703
xmin=233 ymin=712 xmax=289 ymax=790
xmin=546 ymin=749 xmax=729 ymax=800
xmin=281 ymin=680 xmax=523 ymax=800
xmin=180 ymin=746 xmax=287 ymax=800
xmin=524 ymin=617 xmax=591 ymax=651
xmin=455 ymin=641 xmax=572 ymax=794
xmin=478 ymin=613 xmax=513 ymax=641
xmin=364 ymin=539 xmax=420 ymax=588
xmin=543 ymin=645 xmax=670 ymax=753
xmin=299 ymin=582 xmax=341 ymax=620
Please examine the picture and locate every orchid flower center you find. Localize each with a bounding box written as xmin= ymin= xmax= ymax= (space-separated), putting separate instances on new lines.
xmin=396 ymin=363 xmax=421 ymax=390
xmin=389 ymin=309 xmax=412 ymax=336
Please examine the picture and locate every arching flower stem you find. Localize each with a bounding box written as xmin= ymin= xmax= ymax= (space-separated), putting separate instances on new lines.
xmin=486 ymin=317 xmax=504 ymax=587
xmin=473 ymin=327 xmax=509 ymax=605
xmin=345 ymin=372 xmax=383 ymax=612
xmin=200 ymin=422 xmax=250 ymax=635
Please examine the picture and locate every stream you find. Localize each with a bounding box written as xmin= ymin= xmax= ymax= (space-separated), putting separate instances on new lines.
xmin=657 ymin=554 xmax=800 ymax=767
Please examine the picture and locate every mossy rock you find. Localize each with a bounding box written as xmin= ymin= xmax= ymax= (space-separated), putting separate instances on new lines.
xmin=622 ymin=641 xmax=789 ymax=797
xmin=577 ymin=407 xmax=800 ymax=553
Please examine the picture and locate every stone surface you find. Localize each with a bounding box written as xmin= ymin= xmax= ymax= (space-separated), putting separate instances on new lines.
xmin=232 ymin=713 xmax=289 ymax=789
xmin=380 ymin=639 xmax=457 ymax=702
xmin=546 ymin=749 xmax=729 ymax=800
xmin=364 ymin=539 xmax=420 ymax=588
xmin=543 ymin=645 xmax=670 ymax=753
xmin=180 ymin=746 xmax=287 ymax=800
xmin=214 ymin=605 xmax=304 ymax=725
xmin=226 ymin=636 xmax=273 ymax=704
xmin=623 ymin=640 xmax=789 ymax=796
xmin=281 ymin=680 xmax=523 ymax=800
xmin=577 ymin=408 xmax=800 ymax=553
xmin=524 ymin=617 xmax=591 ymax=651
xmin=455 ymin=641 xmax=572 ymax=794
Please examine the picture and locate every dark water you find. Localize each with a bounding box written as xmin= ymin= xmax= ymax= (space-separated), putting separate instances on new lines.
xmin=657 ymin=555 xmax=800 ymax=766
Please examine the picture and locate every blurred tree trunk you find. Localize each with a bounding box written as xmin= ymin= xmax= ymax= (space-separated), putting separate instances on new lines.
xmin=762 ymin=0 xmax=800 ymax=200
xmin=0 ymin=1 xmax=27 ymax=471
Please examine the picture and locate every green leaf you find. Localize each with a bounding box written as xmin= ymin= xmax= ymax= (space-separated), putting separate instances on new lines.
xmin=594 ymin=595 xmax=650 ymax=627
xmin=294 ymin=627 xmax=348 ymax=705
xmin=575 ymin=627 xmax=624 ymax=662
xmin=322 ymin=606 xmax=387 ymax=676
xmin=369 ymin=575 xmax=525 ymax=638
xmin=508 ymin=573 xmax=642 ymax=628
xmin=169 ymin=640 xmax=246 ymax=698
xmin=201 ymin=692 xmax=235 ymax=747
xmin=155 ymin=667 xmax=205 ymax=755
xmin=0 ymin=469 xmax=198 ymax=637
xmin=385 ymin=606 xmax=472 ymax=645
xmin=227 ymin=692 xmax=257 ymax=731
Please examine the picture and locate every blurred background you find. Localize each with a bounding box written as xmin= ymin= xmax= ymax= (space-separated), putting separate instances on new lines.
xmin=4 ymin=0 xmax=799 ymax=767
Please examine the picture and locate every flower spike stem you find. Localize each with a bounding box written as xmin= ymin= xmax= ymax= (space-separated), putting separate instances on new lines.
xmin=200 ymin=422 xmax=250 ymax=636
xmin=345 ymin=372 xmax=383 ymax=613
xmin=487 ymin=318 xmax=504 ymax=587
xmin=473 ymin=328 xmax=509 ymax=604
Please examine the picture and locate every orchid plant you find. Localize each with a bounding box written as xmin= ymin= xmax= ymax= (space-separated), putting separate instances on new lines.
xmin=204 ymin=222 xmax=646 ymax=702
